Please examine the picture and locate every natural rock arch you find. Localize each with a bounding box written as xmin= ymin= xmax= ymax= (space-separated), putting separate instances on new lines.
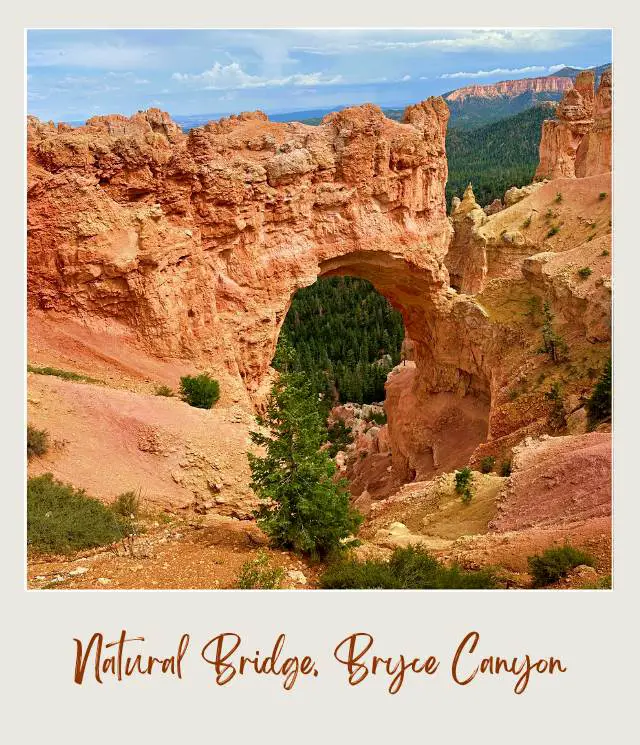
xmin=28 ymin=100 xmax=496 ymax=413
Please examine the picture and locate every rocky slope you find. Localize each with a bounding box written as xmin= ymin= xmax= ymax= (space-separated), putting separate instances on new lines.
xmin=28 ymin=372 xmax=256 ymax=516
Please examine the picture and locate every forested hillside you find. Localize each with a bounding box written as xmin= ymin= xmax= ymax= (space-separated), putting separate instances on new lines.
xmin=446 ymin=105 xmax=551 ymax=208
xmin=274 ymin=277 xmax=404 ymax=405
xmin=444 ymin=91 xmax=561 ymax=130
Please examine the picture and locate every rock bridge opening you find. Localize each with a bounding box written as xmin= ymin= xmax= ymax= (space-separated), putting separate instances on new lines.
xmin=267 ymin=250 xmax=492 ymax=501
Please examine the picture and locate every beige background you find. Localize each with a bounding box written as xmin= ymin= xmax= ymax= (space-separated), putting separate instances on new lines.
xmin=6 ymin=4 xmax=637 ymax=742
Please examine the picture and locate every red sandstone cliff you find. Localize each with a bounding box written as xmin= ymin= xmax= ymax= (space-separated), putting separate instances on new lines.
xmin=445 ymin=75 xmax=573 ymax=103
xmin=535 ymin=69 xmax=612 ymax=180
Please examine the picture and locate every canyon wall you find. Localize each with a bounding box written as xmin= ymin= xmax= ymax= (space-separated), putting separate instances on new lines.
xmin=535 ymin=69 xmax=612 ymax=180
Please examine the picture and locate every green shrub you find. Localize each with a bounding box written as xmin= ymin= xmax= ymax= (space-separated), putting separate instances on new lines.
xmin=320 ymin=545 xmax=497 ymax=589
xmin=601 ymin=249 xmax=610 ymax=257
xmin=249 ymin=372 xmax=362 ymax=559
xmin=586 ymin=359 xmax=611 ymax=428
xmin=365 ymin=410 xmax=387 ymax=426
xmin=480 ymin=456 xmax=496 ymax=474
xmin=522 ymin=216 xmax=532 ymax=229
xmin=547 ymin=225 xmax=560 ymax=237
xmin=528 ymin=544 xmax=595 ymax=587
xmin=321 ymin=557 xmax=396 ymax=589
xmin=554 ymin=192 xmax=563 ymax=203
xmin=111 ymin=491 xmax=141 ymax=519
xmin=524 ymin=295 xmax=542 ymax=325
xmin=577 ymin=267 xmax=593 ymax=279
xmin=236 ymin=551 xmax=285 ymax=589
xmin=454 ymin=466 xmax=474 ymax=504
xmin=500 ymin=460 xmax=512 ymax=477
xmin=539 ymin=301 xmax=568 ymax=363
xmin=27 ymin=425 xmax=48 ymax=460
xmin=180 ymin=373 xmax=220 ymax=409
xmin=27 ymin=474 xmax=126 ymax=555
xmin=155 ymin=385 xmax=174 ymax=397
xmin=598 ymin=192 xmax=607 ymax=200
xmin=27 ymin=365 xmax=99 ymax=384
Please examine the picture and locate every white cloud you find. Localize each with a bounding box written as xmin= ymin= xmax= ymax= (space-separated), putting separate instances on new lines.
xmin=294 ymin=30 xmax=577 ymax=56
xmin=400 ymin=74 xmax=411 ymax=81
xmin=172 ymin=61 xmax=342 ymax=90
xmin=440 ymin=65 xmax=552 ymax=80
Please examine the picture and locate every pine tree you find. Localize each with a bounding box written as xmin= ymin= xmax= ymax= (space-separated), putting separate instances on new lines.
xmin=539 ymin=301 xmax=568 ymax=363
xmin=586 ymin=358 xmax=612 ymax=429
xmin=248 ymin=372 xmax=362 ymax=558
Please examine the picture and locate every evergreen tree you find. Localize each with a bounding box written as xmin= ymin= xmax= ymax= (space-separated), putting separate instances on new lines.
xmin=586 ymin=359 xmax=612 ymax=429
xmin=539 ymin=301 xmax=568 ymax=363
xmin=248 ymin=371 xmax=362 ymax=558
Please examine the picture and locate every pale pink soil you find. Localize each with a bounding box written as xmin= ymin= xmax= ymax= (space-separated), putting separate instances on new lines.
xmin=28 ymin=373 xmax=255 ymax=513
xmin=491 ymin=432 xmax=611 ymax=532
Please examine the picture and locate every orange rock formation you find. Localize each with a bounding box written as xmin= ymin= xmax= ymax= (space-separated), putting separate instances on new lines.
xmin=28 ymin=102 xmax=479 ymax=406
xmin=535 ymin=69 xmax=612 ymax=180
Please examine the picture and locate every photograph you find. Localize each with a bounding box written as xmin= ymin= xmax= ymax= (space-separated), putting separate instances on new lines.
xmin=26 ymin=27 xmax=612 ymax=591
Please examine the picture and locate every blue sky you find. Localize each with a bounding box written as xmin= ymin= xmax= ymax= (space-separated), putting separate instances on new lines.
xmin=27 ymin=29 xmax=612 ymax=121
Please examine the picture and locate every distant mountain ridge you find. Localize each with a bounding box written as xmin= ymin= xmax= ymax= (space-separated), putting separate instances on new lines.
xmin=444 ymin=76 xmax=572 ymax=104
xmin=444 ymin=63 xmax=611 ymax=128
xmin=548 ymin=63 xmax=611 ymax=81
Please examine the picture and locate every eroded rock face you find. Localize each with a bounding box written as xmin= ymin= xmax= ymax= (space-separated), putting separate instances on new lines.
xmin=29 ymin=103 xmax=503 ymax=408
xmin=535 ymin=69 xmax=612 ymax=180
xmin=446 ymin=184 xmax=488 ymax=293
xmin=384 ymin=362 xmax=490 ymax=484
